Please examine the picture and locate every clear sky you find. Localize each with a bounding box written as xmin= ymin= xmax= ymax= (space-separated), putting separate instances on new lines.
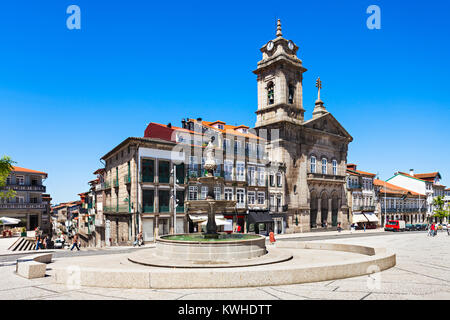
xmin=1 ymin=0 xmax=449 ymax=204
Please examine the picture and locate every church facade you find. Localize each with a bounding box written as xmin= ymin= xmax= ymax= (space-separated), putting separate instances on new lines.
xmin=254 ymin=20 xmax=353 ymax=233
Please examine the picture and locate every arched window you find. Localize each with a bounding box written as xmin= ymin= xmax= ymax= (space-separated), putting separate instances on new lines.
xmin=332 ymin=159 xmax=337 ymax=175
xmin=267 ymin=82 xmax=274 ymax=105
xmin=322 ymin=158 xmax=327 ymax=174
xmin=310 ymin=156 xmax=316 ymax=173
xmin=288 ymin=84 xmax=295 ymax=104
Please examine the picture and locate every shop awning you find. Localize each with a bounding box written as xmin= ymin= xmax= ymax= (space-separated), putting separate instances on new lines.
xmin=352 ymin=214 xmax=369 ymax=223
xmin=363 ymin=213 xmax=379 ymax=222
xmin=248 ymin=211 xmax=273 ymax=224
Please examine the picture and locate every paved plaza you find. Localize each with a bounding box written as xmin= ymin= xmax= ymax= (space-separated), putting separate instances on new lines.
xmin=0 ymin=231 xmax=449 ymax=300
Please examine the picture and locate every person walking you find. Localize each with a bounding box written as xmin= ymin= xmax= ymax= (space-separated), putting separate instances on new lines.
xmin=269 ymin=229 xmax=276 ymax=245
xmin=430 ymin=223 xmax=436 ymax=237
xmin=70 ymin=234 xmax=80 ymax=251
xmin=35 ymin=234 xmax=41 ymax=250
xmin=337 ymin=222 xmax=342 ymax=233
xmin=363 ymin=223 xmax=366 ymax=232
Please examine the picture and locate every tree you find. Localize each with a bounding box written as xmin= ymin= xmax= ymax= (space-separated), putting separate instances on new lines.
xmin=432 ymin=196 xmax=448 ymax=223
xmin=0 ymin=156 xmax=16 ymax=200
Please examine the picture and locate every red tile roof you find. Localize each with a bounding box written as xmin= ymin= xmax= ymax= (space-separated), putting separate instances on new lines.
xmin=374 ymin=179 xmax=425 ymax=197
xmin=12 ymin=166 xmax=47 ymax=177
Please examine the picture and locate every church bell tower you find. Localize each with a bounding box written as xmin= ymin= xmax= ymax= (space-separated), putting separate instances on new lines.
xmin=254 ymin=19 xmax=307 ymax=128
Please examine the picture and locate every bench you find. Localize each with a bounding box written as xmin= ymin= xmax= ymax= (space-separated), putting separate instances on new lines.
xmin=15 ymin=253 xmax=53 ymax=279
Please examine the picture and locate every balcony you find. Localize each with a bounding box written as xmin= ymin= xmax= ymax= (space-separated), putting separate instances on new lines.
xmin=102 ymin=181 xmax=111 ymax=190
xmin=103 ymin=205 xmax=130 ymax=213
xmin=348 ymin=184 xmax=362 ymax=189
xmin=124 ymin=174 xmax=131 ymax=184
xmin=159 ymin=205 xmax=170 ymax=213
xmin=142 ymin=205 xmax=154 ymax=213
xmin=3 ymin=184 xmax=46 ymax=192
xmin=0 ymin=203 xmax=46 ymax=209
xmin=307 ymin=173 xmax=346 ymax=184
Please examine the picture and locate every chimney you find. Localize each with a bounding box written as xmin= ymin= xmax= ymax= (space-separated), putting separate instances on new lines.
xmin=167 ymin=123 xmax=172 ymax=128
xmin=409 ymin=169 xmax=414 ymax=176
xmin=181 ymin=118 xmax=186 ymax=129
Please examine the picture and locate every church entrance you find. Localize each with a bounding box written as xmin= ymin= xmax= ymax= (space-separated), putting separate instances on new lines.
xmin=321 ymin=194 xmax=328 ymax=227
xmin=332 ymin=194 xmax=339 ymax=227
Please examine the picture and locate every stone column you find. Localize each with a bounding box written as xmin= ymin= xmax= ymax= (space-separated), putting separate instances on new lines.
xmin=154 ymin=215 xmax=159 ymax=240
xmin=316 ymin=197 xmax=321 ymax=226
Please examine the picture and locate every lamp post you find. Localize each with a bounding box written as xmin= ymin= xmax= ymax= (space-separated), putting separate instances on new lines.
xmin=171 ymin=166 xmax=178 ymax=234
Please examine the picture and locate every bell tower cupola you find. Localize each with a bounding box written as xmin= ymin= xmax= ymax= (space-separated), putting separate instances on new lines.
xmin=254 ymin=19 xmax=307 ymax=128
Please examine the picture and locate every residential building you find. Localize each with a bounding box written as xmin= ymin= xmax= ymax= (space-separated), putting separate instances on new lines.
xmin=386 ymin=170 xmax=444 ymax=221
xmin=345 ymin=164 xmax=378 ymax=228
xmin=374 ymin=179 xmax=427 ymax=225
xmin=0 ymin=166 xmax=50 ymax=233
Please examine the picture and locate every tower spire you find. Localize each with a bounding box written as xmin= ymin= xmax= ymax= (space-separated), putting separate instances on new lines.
xmin=312 ymin=77 xmax=327 ymax=119
xmin=276 ymin=19 xmax=282 ymax=37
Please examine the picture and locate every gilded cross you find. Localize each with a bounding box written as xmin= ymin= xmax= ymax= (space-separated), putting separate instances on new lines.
xmin=316 ymin=77 xmax=322 ymax=100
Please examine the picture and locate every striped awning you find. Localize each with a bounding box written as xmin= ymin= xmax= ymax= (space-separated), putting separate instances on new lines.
xmin=363 ymin=213 xmax=379 ymax=222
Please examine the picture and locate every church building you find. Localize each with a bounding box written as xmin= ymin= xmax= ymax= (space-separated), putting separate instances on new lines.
xmin=254 ymin=20 xmax=354 ymax=232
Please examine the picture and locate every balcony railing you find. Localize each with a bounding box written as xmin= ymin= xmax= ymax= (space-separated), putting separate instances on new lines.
xmin=382 ymin=208 xmax=427 ymax=213
xmin=348 ymin=184 xmax=362 ymax=189
xmin=102 ymin=181 xmax=111 ymax=190
xmin=124 ymin=174 xmax=131 ymax=184
xmin=176 ymin=206 xmax=184 ymax=213
xmin=140 ymin=174 xmax=154 ymax=183
xmin=142 ymin=205 xmax=154 ymax=213
xmin=3 ymin=184 xmax=46 ymax=192
xmin=103 ymin=205 xmax=130 ymax=213
xmin=0 ymin=203 xmax=46 ymax=209
xmin=158 ymin=176 xmax=170 ymax=184
xmin=307 ymin=173 xmax=346 ymax=183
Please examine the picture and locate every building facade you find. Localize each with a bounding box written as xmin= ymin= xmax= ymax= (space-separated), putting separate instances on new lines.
xmin=0 ymin=166 xmax=50 ymax=233
xmin=253 ymin=20 xmax=353 ymax=232
xmin=345 ymin=164 xmax=379 ymax=228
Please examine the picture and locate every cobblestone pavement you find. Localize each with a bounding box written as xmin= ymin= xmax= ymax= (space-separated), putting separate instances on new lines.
xmin=0 ymin=231 xmax=449 ymax=300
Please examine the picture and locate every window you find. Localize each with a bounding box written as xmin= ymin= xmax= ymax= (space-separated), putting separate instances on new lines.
xmin=248 ymin=192 xmax=256 ymax=205
xmin=236 ymin=189 xmax=245 ymax=207
xmin=218 ymin=124 xmax=224 ymax=130
xmin=276 ymin=172 xmax=282 ymax=187
xmin=310 ymin=156 xmax=316 ymax=173
xmin=269 ymin=174 xmax=275 ymax=187
xmin=322 ymin=158 xmax=327 ymax=174
xmin=276 ymin=195 xmax=282 ymax=211
xmin=214 ymin=187 xmax=221 ymax=200
xmin=158 ymin=190 xmax=170 ymax=212
xmin=267 ymin=82 xmax=274 ymax=105
xmin=6 ymin=176 xmax=11 ymax=185
xmin=201 ymin=186 xmax=208 ymax=200
xmin=257 ymin=192 xmax=265 ymax=205
xmin=158 ymin=160 xmax=170 ymax=183
xmin=288 ymin=84 xmax=295 ymax=104
xmin=248 ymin=166 xmax=256 ymax=185
xmin=214 ymin=164 xmax=221 ymax=177
xmin=236 ymin=162 xmax=245 ymax=181
xmin=235 ymin=140 xmax=243 ymax=155
xmin=224 ymin=160 xmax=233 ymax=181
xmin=16 ymin=175 xmax=25 ymax=185
xmin=189 ymin=156 xmax=198 ymax=177
xmin=224 ymin=188 xmax=233 ymax=201
xmin=188 ymin=186 xmax=198 ymax=200
xmin=223 ymin=139 xmax=231 ymax=153
xmin=332 ymin=159 xmax=337 ymax=175
xmin=257 ymin=167 xmax=265 ymax=186
xmin=257 ymin=144 xmax=264 ymax=159
xmin=142 ymin=159 xmax=155 ymax=182
xmin=270 ymin=194 xmax=275 ymax=210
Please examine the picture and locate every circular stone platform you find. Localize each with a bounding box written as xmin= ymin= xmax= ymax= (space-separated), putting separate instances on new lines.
xmin=51 ymin=241 xmax=396 ymax=289
xmin=154 ymin=234 xmax=267 ymax=263
xmin=128 ymin=247 xmax=293 ymax=268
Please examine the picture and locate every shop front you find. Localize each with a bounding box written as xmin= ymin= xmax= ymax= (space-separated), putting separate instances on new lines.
xmin=247 ymin=210 xmax=274 ymax=236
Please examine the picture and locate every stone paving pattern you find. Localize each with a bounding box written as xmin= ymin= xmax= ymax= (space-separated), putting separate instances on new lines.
xmin=0 ymin=231 xmax=449 ymax=299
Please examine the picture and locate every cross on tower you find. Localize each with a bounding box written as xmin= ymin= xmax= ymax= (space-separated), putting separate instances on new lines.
xmin=316 ymin=77 xmax=322 ymax=101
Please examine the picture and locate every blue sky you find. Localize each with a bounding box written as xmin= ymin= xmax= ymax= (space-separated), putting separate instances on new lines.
xmin=0 ymin=0 xmax=449 ymax=203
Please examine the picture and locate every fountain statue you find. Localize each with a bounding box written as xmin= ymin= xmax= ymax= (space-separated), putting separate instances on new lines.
xmin=203 ymin=137 xmax=219 ymax=238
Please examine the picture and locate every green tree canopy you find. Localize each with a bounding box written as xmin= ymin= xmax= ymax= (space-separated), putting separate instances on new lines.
xmin=0 ymin=156 xmax=16 ymax=200
xmin=432 ymin=195 xmax=448 ymax=222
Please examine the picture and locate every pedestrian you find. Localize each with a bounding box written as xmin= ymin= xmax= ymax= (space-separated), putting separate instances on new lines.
xmin=35 ymin=234 xmax=41 ymax=250
xmin=430 ymin=223 xmax=436 ymax=237
xmin=364 ymin=223 xmax=366 ymax=232
xmin=337 ymin=222 xmax=342 ymax=233
xmin=42 ymin=236 xmax=47 ymax=249
xmin=134 ymin=232 xmax=143 ymax=247
xmin=70 ymin=234 xmax=80 ymax=251
xmin=45 ymin=235 xmax=52 ymax=249
xmin=269 ymin=229 xmax=276 ymax=245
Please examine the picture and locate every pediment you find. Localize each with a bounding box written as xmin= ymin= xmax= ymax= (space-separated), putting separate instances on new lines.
xmin=304 ymin=113 xmax=353 ymax=141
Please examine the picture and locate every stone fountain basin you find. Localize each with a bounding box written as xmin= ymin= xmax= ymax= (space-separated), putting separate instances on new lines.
xmin=155 ymin=233 xmax=267 ymax=261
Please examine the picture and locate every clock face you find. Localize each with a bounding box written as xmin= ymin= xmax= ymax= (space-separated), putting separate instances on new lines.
xmin=267 ymin=41 xmax=274 ymax=51
xmin=288 ymin=40 xmax=294 ymax=50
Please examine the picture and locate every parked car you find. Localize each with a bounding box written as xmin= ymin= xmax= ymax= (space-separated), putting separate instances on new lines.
xmin=54 ymin=239 xmax=64 ymax=249
xmin=414 ymin=223 xmax=427 ymax=231
xmin=384 ymin=220 xmax=406 ymax=232
xmin=405 ymin=224 xmax=414 ymax=231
